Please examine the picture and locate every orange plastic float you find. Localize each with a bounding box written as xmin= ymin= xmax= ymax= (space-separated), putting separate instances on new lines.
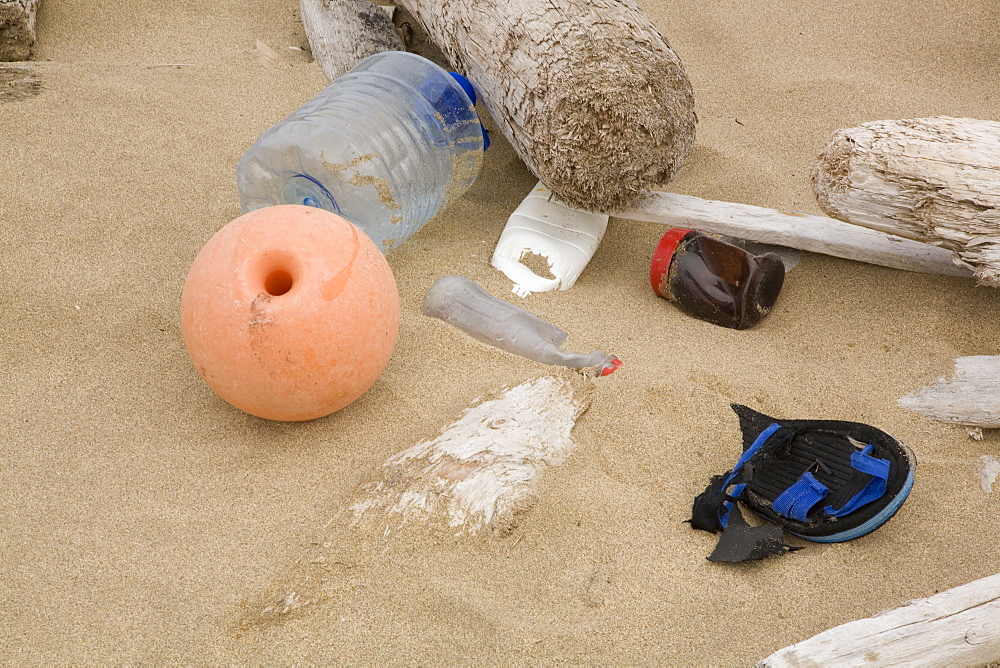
xmin=180 ymin=205 xmax=399 ymax=421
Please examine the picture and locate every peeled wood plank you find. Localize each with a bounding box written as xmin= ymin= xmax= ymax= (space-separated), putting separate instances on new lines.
xmin=812 ymin=116 xmax=1000 ymax=286
xmin=394 ymin=0 xmax=697 ymax=212
xmin=0 ymin=0 xmax=39 ymax=61
xmin=899 ymin=356 xmax=1000 ymax=428
xmin=759 ymin=573 xmax=1000 ymax=667
xmin=300 ymin=0 xmax=403 ymax=82
xmin=620 ymin=191 xmax=972 ymax=277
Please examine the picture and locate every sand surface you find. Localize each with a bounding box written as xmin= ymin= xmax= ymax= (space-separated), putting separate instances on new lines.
xmin=3 ymin=0 xmax=1000 ymax=663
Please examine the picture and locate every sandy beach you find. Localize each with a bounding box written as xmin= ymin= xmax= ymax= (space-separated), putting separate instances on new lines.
xmin=3 ymin=0 xmax=999 ymax=662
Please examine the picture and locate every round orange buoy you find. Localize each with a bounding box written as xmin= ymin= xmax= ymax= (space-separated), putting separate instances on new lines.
xmin=180 ymin=205 xmax=399 ymax=421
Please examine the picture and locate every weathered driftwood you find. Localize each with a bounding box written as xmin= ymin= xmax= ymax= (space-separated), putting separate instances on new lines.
xmin=241 ymin=373 xmax=593 ymax=629
xmin=0 ymin=62 xmax=39 ymax=101
xmin=390 ymin=0 xmax=697 ymax=212
xmin=980 ymin=455 xmax=1000 ymax=494
xmin=620 ymin=191 xmax=972 ymax=277
xmin=299 ymin=0 xmax=696 ymax=211
xmin=299 ymin=0 xmax=402 ymax=81
xmin=899 ymin=356 xmax=1000 ymax=428
xmin=812 ymin=116 xmax=1000 ymax=286
xmin=350 ymin=374 xmax=593 ymax=536
xmin=0 ymin=0 xmax=38 ymax=60
xmin=390 ymin=5 xmax=449 ymax=67
xmin=758 ymin=572 xmax=1000 ymax=667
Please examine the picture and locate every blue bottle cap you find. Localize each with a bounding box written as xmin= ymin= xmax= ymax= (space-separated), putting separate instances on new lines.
xmin=449 ymin=71 xmax=490 ymax=151
xmin=448 ymin=72 xmax=477 ymax=105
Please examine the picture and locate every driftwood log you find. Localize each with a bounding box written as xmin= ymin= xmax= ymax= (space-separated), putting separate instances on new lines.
xmin=350 ymin=374 xmax=593 ymax=536
xmin=759 ymin=572 xmax=1000 ymax=667
xmin=899 ymin=356 xmax=1000 ymax=428
xmin=620 ymin=192 xmax=972 ymax=278
xmin=242 ymin=374 xmax=592 ymax=628
xmin=812 ymin=117 xmax=1000 ymax=286
xmin=396 ymin=0 xmax=697 ymax=212
xmin=303 ymin=0 xmax=697 ymax=212
xmin=299 ymin=0 xmax=402 ymax=81
xmin=0 ymin=0 xmax=38 ymax=60
xmin=981 ymin=456 xmax=1000 ymax=493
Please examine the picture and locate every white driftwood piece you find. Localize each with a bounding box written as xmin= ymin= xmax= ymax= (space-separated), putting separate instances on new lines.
xmin=0 ymin=0 xmax=39 ymax=60
xmin=899 ymin=356 xmax=1000 ymax=428
xmin=620 ymin=191 xmax=972 ymax=277
xmin=350 ymin=375 xmax=592 ymax=536
xmin=393 ymin=0 xmax=696 ymax=212
xmin=812 ymin=117 xmax=1000 ymax=286
xmin=300 ymin=0 xmax=403 ymax=81
xmin=980 ymin=455 xmax=1000 ymax=494
xmin=759 ymin=572 xmax=1000 ymax=667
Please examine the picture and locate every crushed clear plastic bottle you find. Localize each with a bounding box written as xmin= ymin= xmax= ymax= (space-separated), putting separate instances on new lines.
xmin=237 ymin=51 xmax=487 ymax=253
xmin=422 ymin=275 xmax=621 ymax=375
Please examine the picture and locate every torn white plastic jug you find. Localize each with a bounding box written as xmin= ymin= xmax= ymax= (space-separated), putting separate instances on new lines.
xmin=491 ymin=182 xmax=609 ymax=297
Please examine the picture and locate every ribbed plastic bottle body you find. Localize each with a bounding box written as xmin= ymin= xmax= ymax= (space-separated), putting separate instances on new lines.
xmin=237 ymin=52 xmax=484 ymax=253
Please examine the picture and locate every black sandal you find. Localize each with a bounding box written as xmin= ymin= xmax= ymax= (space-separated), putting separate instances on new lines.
xmin=690 ymin=404 xmax=917 ymax=562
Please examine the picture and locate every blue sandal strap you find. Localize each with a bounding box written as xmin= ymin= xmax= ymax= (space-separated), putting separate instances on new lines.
xmin=718 ymin=423 xmax=783 ymax=528
xmin=772 ymin=472 xmax=829 ymax=521
xmin=719 ymin=483 xmax=745 ymax=528
xmin=823 ymin=444 xmax=890 ymax=517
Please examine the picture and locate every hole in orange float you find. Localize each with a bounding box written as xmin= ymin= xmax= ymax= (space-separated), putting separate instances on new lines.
xmin=264 ymin=268 xmax=294 ymax=296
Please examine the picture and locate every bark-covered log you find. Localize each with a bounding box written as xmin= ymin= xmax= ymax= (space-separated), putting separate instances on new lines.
xmin=395 ymin=0 xmax=697 ymax=212
xmin=759 ymin=572 xmax=1000 ymax=667
xmin=0 ymin=0 xmax=39 ymax=61
xmin=899 ymin=356 xmax=1000 ymax=428
xmin=299 ymin=0 xmax=402 ymax=81
xmin=812 ymin=117 xmax=1000 ymax=286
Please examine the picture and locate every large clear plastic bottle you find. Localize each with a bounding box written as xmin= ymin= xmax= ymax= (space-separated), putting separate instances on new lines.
xmin=237 ymin=51 xmax=487 ymax=253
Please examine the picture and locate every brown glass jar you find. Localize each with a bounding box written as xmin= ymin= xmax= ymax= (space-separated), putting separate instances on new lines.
xmin=650 ymin=228 xmax=785 ymax=329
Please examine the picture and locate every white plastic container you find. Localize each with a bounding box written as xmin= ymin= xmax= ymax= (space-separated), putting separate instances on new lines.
xmin=491 ymin=182 xmax=609 ymax=296
xmin=237 ymin=51 xmax=487 ymax=253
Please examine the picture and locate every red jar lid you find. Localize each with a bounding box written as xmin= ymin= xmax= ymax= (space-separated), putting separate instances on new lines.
xmin=649 ymin=227 xmax=693 ymax=298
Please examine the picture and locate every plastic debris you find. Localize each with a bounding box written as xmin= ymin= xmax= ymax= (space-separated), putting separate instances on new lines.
xmin=492 ymin=182 xmax=608 ymax=297
xmin=422 ymin=275 xmax=620 ymax=375
xmin=237 ymin=51 xmax=487 ymax=253
xmin=690 ymin=404 xmax=916 ymax=562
